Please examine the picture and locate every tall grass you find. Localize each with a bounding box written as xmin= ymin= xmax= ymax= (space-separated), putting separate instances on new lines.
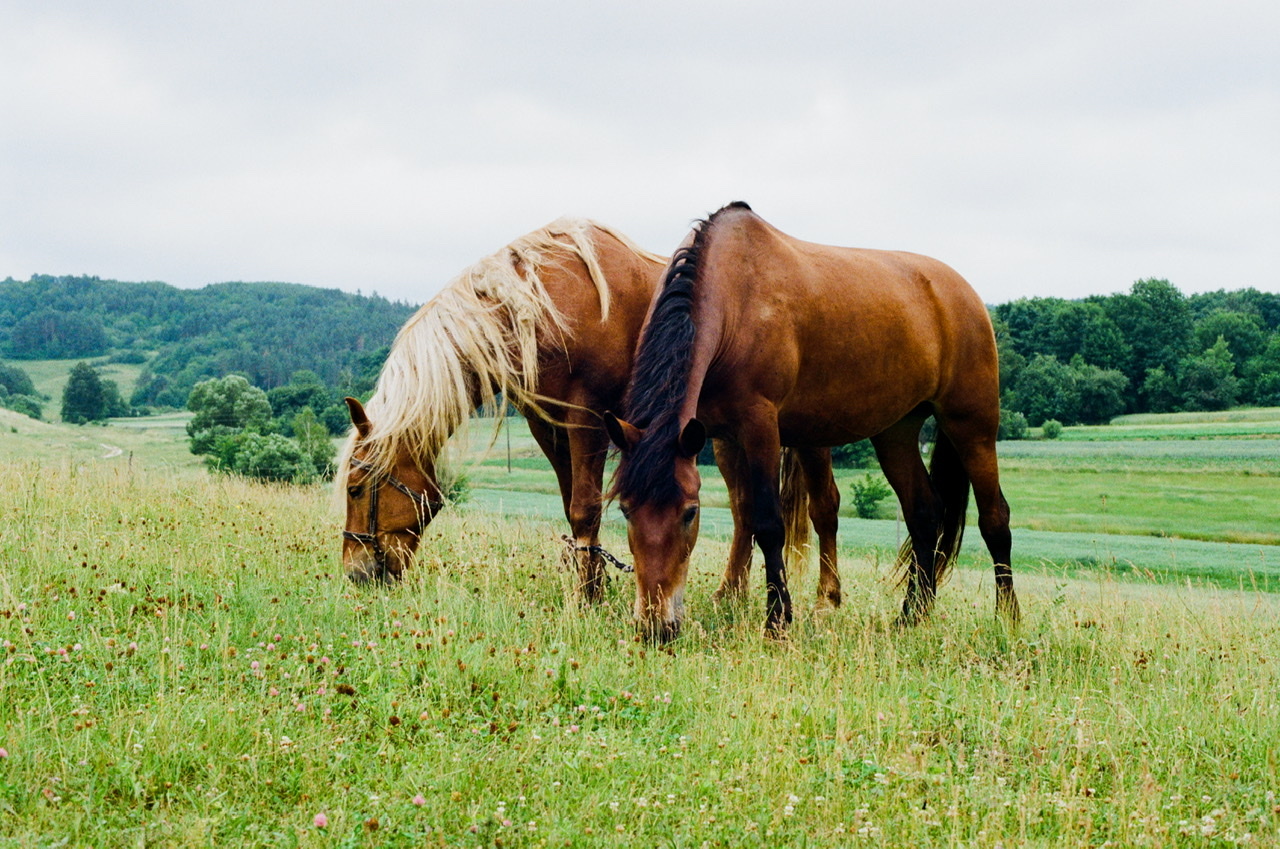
xmin=2 ymin=460 xmax=1278 ymax=847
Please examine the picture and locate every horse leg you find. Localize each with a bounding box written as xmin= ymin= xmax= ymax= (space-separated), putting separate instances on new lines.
xmin=712 ymin=438 xmax=755 ymax=603
xmin=872 ymin=420 xmax=941 ymax=623
xmin=796 ymin=447 xmax=841 ymax=608
xmin=938 ymin=418 xmax=1020 ymax=623
xmin=738 ymin=414 xmax=791 ymax=637
xmin=526 ymin=415 xmax=605 ymax=602
xmin=564 ymin=414 xmax=613 ymax=603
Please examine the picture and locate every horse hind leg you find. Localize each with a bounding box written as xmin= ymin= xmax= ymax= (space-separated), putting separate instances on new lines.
xmin=795 ymin=447 xmax=841 ymax=609
xmin=872 ymin=422 xmax=941 ymax=624
xmin=938 ymin=417 xmax=1020 ymax=624
xmin=712 ymin=438 xmax=755 ymax=603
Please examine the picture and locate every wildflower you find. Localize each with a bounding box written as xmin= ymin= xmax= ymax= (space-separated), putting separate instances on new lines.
xmin=314 ymin=813 xmax=328 ymax=828
xmin=250 ymin=661 xmax=260 ymax=670
xmin=0 ymin=748 xmax=8 ymax=758
xmin=412 ymin=794 xmax=426 ymax=806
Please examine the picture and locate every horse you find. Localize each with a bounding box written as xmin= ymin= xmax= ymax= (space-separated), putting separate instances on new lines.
xmin=336 ymin=217 xmax=834 ymax=604
xmin=606 ymin=202 xmax=1020 ymax=640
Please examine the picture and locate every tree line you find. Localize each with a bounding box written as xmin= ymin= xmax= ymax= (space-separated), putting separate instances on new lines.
xmin=0 ymin=274 xmax=416 ymax=409
xmin=4 ymin=274 xmax=1277 ymax=482
xmin=994 ymin=279 xmax=1280 ymax=425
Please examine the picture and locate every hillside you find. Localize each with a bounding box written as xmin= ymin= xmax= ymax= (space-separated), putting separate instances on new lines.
xmin=0 ymin=274 xmax=418 ymax=407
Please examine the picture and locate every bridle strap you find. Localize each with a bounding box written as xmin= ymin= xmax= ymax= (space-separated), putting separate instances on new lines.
xmin=342 ymin=458 xmax=446 ymax=581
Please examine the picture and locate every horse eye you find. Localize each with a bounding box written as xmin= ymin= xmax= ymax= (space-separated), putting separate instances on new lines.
xmin=682 ymin=505 xmax=699 ymax=525
xmin=618 ymin=504 xmax=632 ymax=521
xmin=347 ymin=485 xmax=363 ymax=498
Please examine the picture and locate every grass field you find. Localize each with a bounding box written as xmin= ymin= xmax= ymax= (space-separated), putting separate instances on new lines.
xmin=1 ymin=406 xmax=1278 ymax=846
xmin=2 ymin=458 xmax=1279 ymax=847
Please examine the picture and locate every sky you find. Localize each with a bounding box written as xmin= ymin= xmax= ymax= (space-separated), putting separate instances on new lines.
xmin=2 ymin=0 xmax=1276 ymax=306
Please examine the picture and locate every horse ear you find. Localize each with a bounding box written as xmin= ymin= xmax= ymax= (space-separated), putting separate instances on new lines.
xmin=603 ymin=412 xmax=642 ymax=453
xmin=345 ymin=397 xmax=372 ymax=439
xmin=678 ymin=418 xmax=706 ymax=458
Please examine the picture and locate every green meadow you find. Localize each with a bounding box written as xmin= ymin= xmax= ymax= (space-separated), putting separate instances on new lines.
xmin=1 ymin=406 xmax=1278 ymax=847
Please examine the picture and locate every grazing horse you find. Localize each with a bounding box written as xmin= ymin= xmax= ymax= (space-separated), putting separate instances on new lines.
xmin=336 ymin=218 xmax=667 ymax=594
xmin=336 ymin=217 xmax=834 ymax=604
xmin=606 ymin=202 xmax=1019 ymax=640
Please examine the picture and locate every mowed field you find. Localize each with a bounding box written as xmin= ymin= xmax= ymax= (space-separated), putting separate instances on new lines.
xmin=1 ymin=406 xmax=1279 ymax=847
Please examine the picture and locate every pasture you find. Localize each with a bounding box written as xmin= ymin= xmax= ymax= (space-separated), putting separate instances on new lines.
xmin=1 ymin=409 xmax=1278 ymax=847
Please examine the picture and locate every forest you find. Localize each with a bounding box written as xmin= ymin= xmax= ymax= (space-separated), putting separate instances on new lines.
xmin=2 ymin=274 xmax=1278 ymax=432
xmin=0 ymin=274 xmax=416 ymax=408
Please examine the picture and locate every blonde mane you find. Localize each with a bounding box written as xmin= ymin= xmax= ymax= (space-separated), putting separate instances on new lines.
xmin=335 ymin=218 xmax=661 ymax=492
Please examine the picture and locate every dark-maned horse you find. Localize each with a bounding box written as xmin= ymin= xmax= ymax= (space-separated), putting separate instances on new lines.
xmin=336 ymin=217 xmax=832 ymax=604
xmin=606 ymin=202 xmax=1019 ymax=640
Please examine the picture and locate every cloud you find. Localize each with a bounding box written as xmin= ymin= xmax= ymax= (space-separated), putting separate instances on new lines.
xmin=1 ymin=0 xmax=1276 ymax=304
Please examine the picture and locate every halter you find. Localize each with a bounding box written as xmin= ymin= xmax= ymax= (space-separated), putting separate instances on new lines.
xmin=342 ymin=457 xmax=446 ymax=581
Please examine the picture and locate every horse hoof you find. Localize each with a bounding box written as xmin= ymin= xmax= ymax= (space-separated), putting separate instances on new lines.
xmin=816 ymin=590 xmax=842 ymax=610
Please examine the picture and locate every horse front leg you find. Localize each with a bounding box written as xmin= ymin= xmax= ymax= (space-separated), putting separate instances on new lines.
xmin=527 ymin=415 xmax=605 ymax=603
xmin=712 ymin=438 xmax=755 ymax=603
xmin=565 ymin=417 xmax=612 ymax=604
xmin=738 ymin=416 xmax=791 ymax=637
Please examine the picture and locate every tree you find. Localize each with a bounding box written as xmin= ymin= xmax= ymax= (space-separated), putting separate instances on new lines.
xmin=7 ymin=310 xmax=108 ymax=359
xmin=1071 ymin=358 xmax=1129 ymax=424
xmin=1141 ymin=366 xmax=1180 ymax=413
xmin=831 ymin=439 xmax=877 ymax=468
xmin=0 ymin=361 xmax=36 ymax=396
xmin=1006 ymin=354 xmax=1078 ymax=426
xmin=1102 ymin=279 xmax=1193 ymax=390
xmin=1179 ymin=337 xmax=1239 ymax=412
xmin=186 ymin=375 xmax=272 ymax=436
xmin=61 ymin=363 xmax=110 ymax=424
xmin=1242 ymin=336 xmax=1280 ymax=406
xmin=1193 ymin=310 xmax=1265 ymax=366
xmin=292 ymin=406 xmax=336 ymax=477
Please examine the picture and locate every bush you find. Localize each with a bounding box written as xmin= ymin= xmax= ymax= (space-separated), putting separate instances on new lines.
xmin=998 ymin=408 xmax=1029 ymax=440
xmin=849 ymin=473 xmax=893 ymax=519
xmin=1041 ymin=419 xmax=1064 ymax=440
xmin=230 ymin=432 xmax=314 ymax=483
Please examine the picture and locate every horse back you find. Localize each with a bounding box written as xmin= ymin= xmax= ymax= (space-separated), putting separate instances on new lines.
xmin=698 ymin=211 xmax=998 ymax=442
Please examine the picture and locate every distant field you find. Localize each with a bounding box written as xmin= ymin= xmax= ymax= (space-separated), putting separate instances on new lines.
xmin=1061 ymin=406 xmax=1280 ymax=441
xmin=14 ymin=356 xmax=148 ymax=423
xmin=0 ymin=407 xmax=201 ymax=471
xmin=458 ymin=412 xmax=1280 ymax=591
xmin=3 ymin=406 xmax=1277 ymax=591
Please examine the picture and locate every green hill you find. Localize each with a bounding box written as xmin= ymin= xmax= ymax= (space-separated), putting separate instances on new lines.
xmin=0 ymin=274 xmax=418 ymax=408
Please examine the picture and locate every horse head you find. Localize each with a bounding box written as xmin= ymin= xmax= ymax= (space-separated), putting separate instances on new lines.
xmin=340 ymin=397 xmax=446 ymax=584
xmin=605 ymin=412 xmax=706 ymax=642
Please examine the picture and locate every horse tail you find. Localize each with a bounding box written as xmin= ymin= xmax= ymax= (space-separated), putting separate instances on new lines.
xmin=780 ymin=447 xmax=811 ymax=580
xmin=893 ymin=429 xmax=969 ymax=586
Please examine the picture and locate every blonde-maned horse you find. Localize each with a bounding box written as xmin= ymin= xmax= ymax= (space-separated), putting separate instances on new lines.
xmin=336 ymin=219 xmax=835 ymax=604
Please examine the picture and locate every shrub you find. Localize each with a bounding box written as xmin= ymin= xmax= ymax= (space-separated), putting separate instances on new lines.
xmin=849 ymin=473 xmax=893 ymax=519
xmin=1041 ymin=419 xmax=1064 ymax=440
xmin=998 ymin=409 xmax=1029 ymax=440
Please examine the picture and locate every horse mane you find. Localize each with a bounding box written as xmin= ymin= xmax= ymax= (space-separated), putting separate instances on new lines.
xmin=336 ymin=218 xmax=658 ymax=493
xmin=612 ymin=202 xmax=751 ymax=507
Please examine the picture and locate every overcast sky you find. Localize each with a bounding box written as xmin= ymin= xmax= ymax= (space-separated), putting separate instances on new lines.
xmin=2 ymin=1 xmax=1276 ymax=306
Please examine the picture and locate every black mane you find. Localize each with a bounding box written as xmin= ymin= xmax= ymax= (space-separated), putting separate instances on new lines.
xmin=613 ymin=202 xmax=750 ymax=506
